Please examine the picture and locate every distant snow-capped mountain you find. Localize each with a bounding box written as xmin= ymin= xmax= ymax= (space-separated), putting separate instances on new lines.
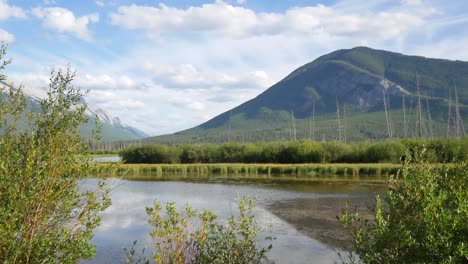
xmin=1 ymin=80 xmax=148 ymax=141
xmin=84 ymin=104 xmax=148 ymax=140
xmin=85 ymin=104 xmax=148 ymax=139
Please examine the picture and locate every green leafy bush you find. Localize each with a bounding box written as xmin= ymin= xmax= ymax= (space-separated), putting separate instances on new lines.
xmin=364 ymin=141 xmax=405 ymax=163
xmin=126 ymin=197 xmax=272 ymax=264
xmin=120 ymin=139 xmax=468 ymax=164
xmin=0 ymin=46 xmax=110 ymax=263
xmin=338 ymin=150 xmax=468 ymax=263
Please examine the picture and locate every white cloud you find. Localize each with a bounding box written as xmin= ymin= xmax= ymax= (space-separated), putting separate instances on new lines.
xmin=88 ymin=90 xmax=145 ymax=110
xmin=235 ymin=0 xmax=246 ymax=4
xmin=144 ymin=63 xmax=273 ymax=90
xmin=32 ymin=7 xmax=99 ymax=41
xmin=401 ymin=0 xmax=423 ymax=6
xmin=110 ymin=2 xmax=257 ymax=37
xmin=7 ymin=73 xmax=50 ymax=98
xmin=43 ymin=0 xmax=57 ymax=5
xmin=0 ymin=28 xmax=14 ymax=43
xmin=168 ymin=96 xmax=206 ymax=111
xmin=408 ymin=36 xmax=468 ymax=61
xmin=110 ymin=1 xmax=426 ymax=39
xmin=0 ymin=0 xmax=26 ymax=43
xmin=95 ymin=1 xmax=104 ymax=7
xmin=75 ymin=73 xmax=138 ymax=90
xmin=0 ymin=0 xmax=26 ymax=20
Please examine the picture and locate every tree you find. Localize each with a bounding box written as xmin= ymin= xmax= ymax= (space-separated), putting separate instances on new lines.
xmin=338 ymin=149 xmax=468 ymax=263
xmin=0 ymin=44 xmax=111 ymax=263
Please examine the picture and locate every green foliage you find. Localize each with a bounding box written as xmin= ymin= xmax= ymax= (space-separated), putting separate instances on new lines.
xmin=338 ymin=150 xmax=468 ymax=263
xmin=322 ymin=141 xmax=351 ymax=163
xmin=121 ymin=144 xmax=180 ymax=163
xmin=364 ymin=141 xmax=405 ymax=163
xmin=120 ymin=138 xmax=468 ymax=164
xmin=0 ymin=46 xmax=110 ymax=263
xmin=127 ymin=197 xmax=272 ymax=264
xmin=277 ymin=141 xmax=326 ymax=163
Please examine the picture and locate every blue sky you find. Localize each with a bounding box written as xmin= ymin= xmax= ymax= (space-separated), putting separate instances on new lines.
xmin=1 ymin=0 xmax=467 ymax=135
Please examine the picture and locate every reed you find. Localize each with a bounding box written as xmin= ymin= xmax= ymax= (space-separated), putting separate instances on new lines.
xmin=95 ymin=163 xmax=401 ymax=182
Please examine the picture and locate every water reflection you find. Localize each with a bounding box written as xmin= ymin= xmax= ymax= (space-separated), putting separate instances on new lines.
xmin=91 ymin=156 xmax=121 ymax=162
xmin=81 ymin=179 xmax=384 ymax=264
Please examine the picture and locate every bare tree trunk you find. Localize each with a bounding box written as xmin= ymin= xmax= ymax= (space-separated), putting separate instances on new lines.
xmin=291 ymin=111 xmax=297 ymax=141
xmin=387 ymin=92 xmax=393 ymax=139
xmin=426 ymin=98 xmax=433 ymax=138
xmin=408 ymin=101 xmax=414 ymax=138
xmin=309 ymin=102 xmax=316 ymax=141
xmin=228 ymin=110 xmax=232 ymax=142
xmin=454 ymin=82 xmax=465 ymax=137
xmin=416 ymin=74 xmax=424 ymax=138
xmin=382 ymin=88 xmax=391 ymax=140
xmin=336 ymin=97 xmax=342 ymax=141
xmin=343 ymin=103 xmax=347 ymax=143
xmin=403 ymin=95 xmax=407 ymax=138
xmin=312 ymin=102 xmax=315 ymax=141
xmin=447 ymin=87 xmax=452 ymax=138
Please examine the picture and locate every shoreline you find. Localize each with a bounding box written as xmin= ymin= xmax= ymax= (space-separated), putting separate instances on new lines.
xmin=94 ymin=162 xmax=402 ymax=183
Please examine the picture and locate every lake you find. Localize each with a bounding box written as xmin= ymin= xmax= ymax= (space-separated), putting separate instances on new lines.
xmin=81 ymin=178 xmax=385 ymax=264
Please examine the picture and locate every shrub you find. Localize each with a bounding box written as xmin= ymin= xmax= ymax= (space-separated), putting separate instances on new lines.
xmin=322 ymin=141 xmax=352 ymax=162
xmin=0 ymin=49 xmax=110 ymax=263
xmin=121 ymin=145 xmax=177 ymax=163
xmin=120 ymin=138 xmax=468 ymax=165
xmin=364 ymin=141 xmax=405 ymax=163
xmin=340 ymin=141 xmax=372 ymax=163
xmin=338 ymin=150 xmax=468 ymax=263
xmin=126 ymin=197 xmax=272 ymax=264
xmin=258 ymin=142 xmax=283 ymax=163
xmin=219 ymin=143 xmax=247 ymax=163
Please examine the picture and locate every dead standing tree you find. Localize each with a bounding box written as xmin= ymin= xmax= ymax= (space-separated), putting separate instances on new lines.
xmin=454 ymin=82 xmax=466 ymax=137
xmin=336 ymin=97 xmax=343 ymax=141
xmin=416 ymin=74 xmax=425 ymax=138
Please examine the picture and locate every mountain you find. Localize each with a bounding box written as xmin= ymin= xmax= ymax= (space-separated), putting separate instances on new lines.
xmin=83 ymin=105 xmax=148 ymax=141
xmin=0 ymin=81 xmax=148 ymax=141
xmin=148 ymin=47 xmax=468 ymax=143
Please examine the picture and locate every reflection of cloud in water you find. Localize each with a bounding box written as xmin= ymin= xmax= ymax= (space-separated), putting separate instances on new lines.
xmin=97 ymin=192 xmax=147 ymax=231
xmin=82 ymin=179 xmax=367 ymax=264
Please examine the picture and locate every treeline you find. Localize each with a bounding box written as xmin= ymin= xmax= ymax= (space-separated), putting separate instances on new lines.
xmin=120 ymin=138 xmax=468 ymax=164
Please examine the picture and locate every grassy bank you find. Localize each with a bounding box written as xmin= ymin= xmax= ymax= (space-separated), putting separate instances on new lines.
xmin=95 ymin=163 xmax=401 ymax=182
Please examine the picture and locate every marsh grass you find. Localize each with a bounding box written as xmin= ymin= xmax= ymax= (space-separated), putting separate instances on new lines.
xmin=95 ymin=163 xmax=400 ymax=183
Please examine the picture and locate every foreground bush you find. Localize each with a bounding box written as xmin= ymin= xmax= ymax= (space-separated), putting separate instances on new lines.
xmin=0 ymin=46 xmax=110 ymax=263
xmin=126 ymin=197 xmax=272 ymax=264
xmin=338 ymin=149 xmax=468 ymax=263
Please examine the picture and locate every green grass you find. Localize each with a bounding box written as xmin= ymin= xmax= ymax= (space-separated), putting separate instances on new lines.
xmin=95 ymin=163 xmax=401 ymax=183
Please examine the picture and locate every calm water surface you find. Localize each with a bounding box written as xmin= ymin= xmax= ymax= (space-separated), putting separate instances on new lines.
xmin=91 ymin=156 xmax=121 ymax=162
xmin=81 ymin=178 xmax=385 ymax=264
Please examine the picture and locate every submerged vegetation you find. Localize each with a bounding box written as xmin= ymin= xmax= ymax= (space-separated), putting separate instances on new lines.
xmin=120 ymin=138 xmax=467 ymax=164
xmin=339 ymin=150 xmax=468 ymax=263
